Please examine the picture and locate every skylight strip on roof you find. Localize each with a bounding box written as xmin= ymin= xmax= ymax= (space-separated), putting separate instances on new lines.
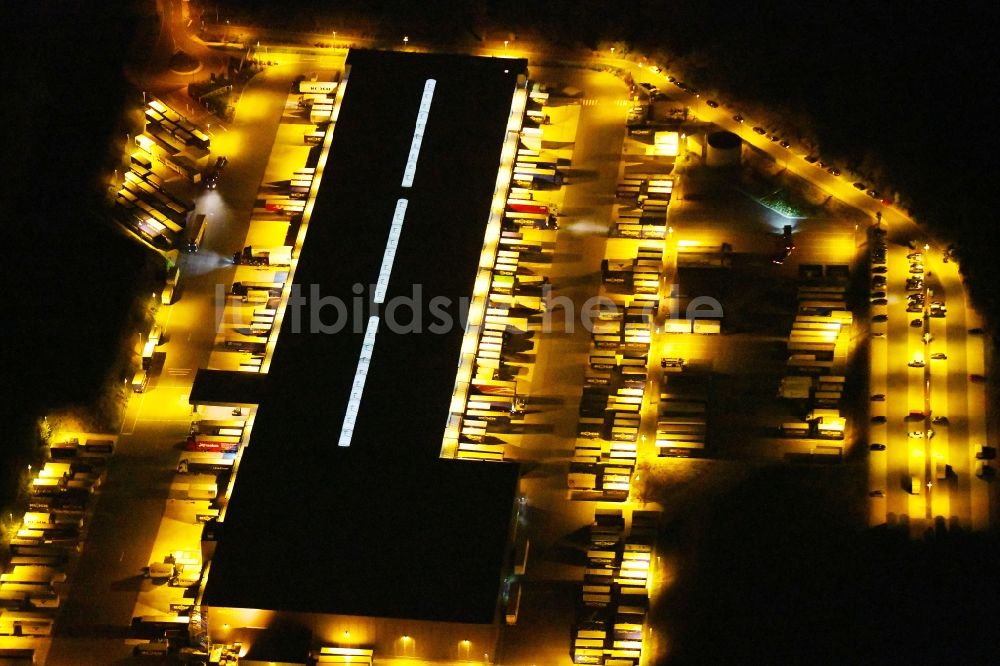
xmin=401 ymin=79 xmax=436 ymax=187
xmin=373 ymin=199 xmax=408 ymax=304
xmin=338 ymin=315 xmax=381 ymax=447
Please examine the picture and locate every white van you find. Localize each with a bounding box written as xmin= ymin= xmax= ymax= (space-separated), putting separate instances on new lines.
xmin=131 ymin=370 xmax=148 ymax=393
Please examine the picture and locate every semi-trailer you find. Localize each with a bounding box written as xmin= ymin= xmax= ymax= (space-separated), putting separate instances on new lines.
xmin=230 ymin=281 xmax=284 ymax=297
xmin=184 ymin=435 xmax=241 ymax=453
xmin=176 ymin=451 xmax=236 ymax=474
xmin=232 ymin=245 xmax=293 ymax=267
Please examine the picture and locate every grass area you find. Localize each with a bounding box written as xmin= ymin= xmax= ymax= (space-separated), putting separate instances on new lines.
xmin=644 ymin=460 xmax=1000 ymax=663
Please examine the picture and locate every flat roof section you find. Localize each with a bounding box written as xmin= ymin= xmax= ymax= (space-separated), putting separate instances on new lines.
xmin=203 ymin=50 xmax=526 ymax=623
xmin=190 ymin=369 xmax=268 ymax=406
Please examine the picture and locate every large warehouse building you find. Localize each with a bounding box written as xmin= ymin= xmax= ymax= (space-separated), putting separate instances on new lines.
xmin=191 ymin=50 xmax=529 ymax=663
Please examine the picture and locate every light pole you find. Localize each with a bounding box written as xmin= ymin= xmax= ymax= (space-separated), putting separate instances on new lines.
xmin=403 ymin=35 xmax=409 ymax=48
xmin=503 ymin=40 xmax=508 ymax=51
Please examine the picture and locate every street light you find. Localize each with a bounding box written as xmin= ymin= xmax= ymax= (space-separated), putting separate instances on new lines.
xmin=403 ymin=35 xmax=409 ymax=47
xmin=503 ymin=40 xmax=508 ymax=51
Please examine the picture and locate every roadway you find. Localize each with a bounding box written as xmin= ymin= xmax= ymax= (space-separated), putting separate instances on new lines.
xmin=46 ymin=55 xmax=302 ymax=665
xmin=496 ymin=65 xmax=635 ymax=666
xmin=870 ymin=223 xmax=990 ymax=534
xmin=626 ymin=64 xmax=990 ymax=532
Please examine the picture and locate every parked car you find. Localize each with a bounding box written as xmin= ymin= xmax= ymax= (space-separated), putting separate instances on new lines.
xmin=752 ymin=126 xmax=766 ymax=135
xmin=853 ymin=182 xmax=866 ymax=190
xmin=733 ymin=114 xmax=745 ymax=123
xmin=870 ymin=443 xmax=886 ymax=451
xmin=706 ymin=99 xmax=719 ymax=108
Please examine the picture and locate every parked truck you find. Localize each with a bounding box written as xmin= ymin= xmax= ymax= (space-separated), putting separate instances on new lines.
xmin=230 ymin=281 xmax=284 ymax=298
xmin=176 ymin=451 xmax=236 ymax=474
xmin=190 ymin=419 xmax=245 ymax=436
xmin=184 ymin=435 xmax=241 ymax=453
xmin=232 ymin=245 xmax=293 ymax=267
xmin=507 ymin=201 xmax=551 ymax=216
